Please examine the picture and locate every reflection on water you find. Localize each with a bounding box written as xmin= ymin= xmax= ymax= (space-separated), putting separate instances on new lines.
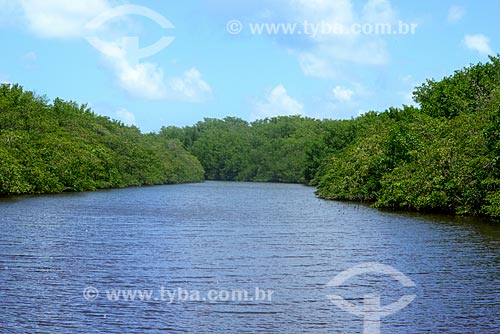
xmin=0 ymin=181 xmax=499 ymax=333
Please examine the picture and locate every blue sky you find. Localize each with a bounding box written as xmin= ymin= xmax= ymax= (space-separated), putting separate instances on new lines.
xmin=0 ymin=0 xmax=498 ymax=132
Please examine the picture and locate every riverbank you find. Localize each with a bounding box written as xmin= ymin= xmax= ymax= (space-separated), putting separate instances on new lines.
xmin=2 ymin=57 xmax=500 ymax=217
xmin=0 ymin=84 xmax=204 ymax=196
xmin=162 ymin=57 xmax=500 ymax=218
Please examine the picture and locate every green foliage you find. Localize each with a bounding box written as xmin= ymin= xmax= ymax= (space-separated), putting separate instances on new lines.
xmin=160 ymin=53 xmax=500 ymax=218
xmin=161 ymin=115 xmax=323 ymax=183
xmin=375 ymin=112 xmax=490 ymax=215
xmin=315 ymin=55 xmax=500 ymax=217
xmin=315 ymin=111 xmax=394 ymax=201
xmin=414 ymin=55 xmax=500 ymax=118
xmin=0 ymin=84 xmax=204 ymax=195
xmin=304 ymin=119 xmax=357 ymax=185
xmin=3 ymin=55 xmax=500 ymax=218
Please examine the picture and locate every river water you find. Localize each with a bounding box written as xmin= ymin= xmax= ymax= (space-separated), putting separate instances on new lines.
xmin=1 ymin=181 xmax=499 ymax=333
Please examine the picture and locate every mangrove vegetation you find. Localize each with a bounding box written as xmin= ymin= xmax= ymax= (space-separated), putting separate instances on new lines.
xmin=1 ymin=56 xmax=500 ymax=217
xmin=0 ymin=84 xmax=204 ymax=195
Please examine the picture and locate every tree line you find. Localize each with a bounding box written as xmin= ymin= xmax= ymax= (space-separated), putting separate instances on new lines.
xmin=162 ymin=55 xmax=500 ymax=218
xmin=2 ymin=56 xmax=500 ymax=217
xmin=0 ymin=84 xmax=204 ymax=195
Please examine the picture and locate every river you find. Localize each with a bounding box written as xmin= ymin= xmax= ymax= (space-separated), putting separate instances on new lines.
xmin=1 ymin=181 xmax=499 ymax=333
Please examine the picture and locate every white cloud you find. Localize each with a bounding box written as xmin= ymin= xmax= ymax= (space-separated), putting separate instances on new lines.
xmin=332 ymin=86 xmax=354 ymax=102
xmin=115 ymin=108 xmax=136 ymax=125
xmin=292 ymin=0 xmax=353 ymax=46
xmin=108 ymin=56 xmax=212 ymax=102
xmin=252 ymin=84 xmax=303 ymax=120
xmin=362 ymin=0 xmax=396 ymax=23
xmin=298 ymin=53 xmax=338 ymax=79
xmin=19 ymin=0 xmax=111 ymax=38
xmin=166 ymin=68 xmax=213 ymax=102
xmin=463 ymin=34 xmax=492 ymax=56
xmin=14 ymin=0 xmax=213 ymax=102
xmin=447 ymin=5 xmax=465 ymax=23
xmin=293 ymin=0 xmax=354 ymax=28
xmin=112 ymin=58 xmax=168 ymax=100
xmin=289 ymin=0 xmax=398 ymax=78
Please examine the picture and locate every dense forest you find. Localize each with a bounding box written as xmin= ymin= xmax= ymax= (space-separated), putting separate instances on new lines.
xmin=1 ymin=56 xmax=500 ymax=217
xmin=0 ymin=84 xmax=204 ymax=195
xmin=162 ymin=56 xmax=500 ymax=218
